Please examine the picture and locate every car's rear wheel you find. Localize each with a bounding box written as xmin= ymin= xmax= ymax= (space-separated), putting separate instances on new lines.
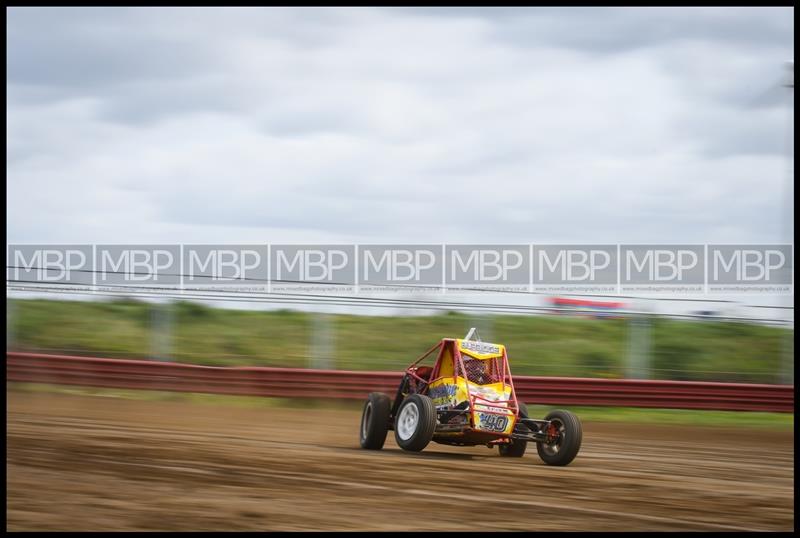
xmin=499 ymin=402 xmax=528 ymax=457
xmin=360 ymin=392 xmax=391 ymax=450
xmin=536 ymin=409 xmax=582 ymax=466
xmin=394 ymin=394 xmax=437 ymax=452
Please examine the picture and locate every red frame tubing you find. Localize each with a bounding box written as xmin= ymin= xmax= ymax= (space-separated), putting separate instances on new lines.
xmin=454 ymin=344 xmax=520 ymax=425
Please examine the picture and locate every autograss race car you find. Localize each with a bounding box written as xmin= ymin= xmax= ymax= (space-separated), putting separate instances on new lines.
xmin=359 ymin=329 xmax=582 ymax=466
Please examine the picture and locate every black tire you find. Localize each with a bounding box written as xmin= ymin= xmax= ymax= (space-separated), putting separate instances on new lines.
xmin=499 ymin=402 xmax=529 ymax=457
xmin=360 ymin=392 xmax=391 ymax=450
xmin=536 ymin=409 xmax=582 ymax=466
xmin=394 ymin=394 xmax=437 ymax=452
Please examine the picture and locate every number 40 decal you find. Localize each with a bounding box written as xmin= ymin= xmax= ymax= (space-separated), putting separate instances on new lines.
xmin=480 ymin=414 xmax=508 ymax=431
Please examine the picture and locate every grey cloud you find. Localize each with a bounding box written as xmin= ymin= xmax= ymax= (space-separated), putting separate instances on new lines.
xmin=404 ymin=7 xmax=793 ymax=54
xmin=7 ymin=10 xmax=216 ymax=89
xmin=6 ymin=7 xmax=794 ymax=247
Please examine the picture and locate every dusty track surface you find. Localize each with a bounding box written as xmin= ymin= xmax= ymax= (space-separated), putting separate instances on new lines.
xmin=6 ymin=391 xmax=794 ymax=531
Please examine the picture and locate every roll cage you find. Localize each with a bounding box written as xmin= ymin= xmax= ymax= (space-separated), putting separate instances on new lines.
xmin=388 ymin=330 xmax=554 ymax=444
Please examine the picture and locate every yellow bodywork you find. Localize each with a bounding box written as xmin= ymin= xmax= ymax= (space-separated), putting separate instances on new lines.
xmin=428 ymin=377 xmax=515 ymax=436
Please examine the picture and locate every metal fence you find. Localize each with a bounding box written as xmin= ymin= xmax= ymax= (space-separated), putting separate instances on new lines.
xmin=7 ymin=352 xmax=794 ymax=412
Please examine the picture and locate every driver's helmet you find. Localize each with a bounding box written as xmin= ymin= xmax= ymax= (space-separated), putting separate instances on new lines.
xmin=464 ymin=357 xmax=492 ymax=384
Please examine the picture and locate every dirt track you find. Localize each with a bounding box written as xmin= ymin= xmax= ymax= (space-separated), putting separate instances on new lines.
xmin=6 ymin=391 xmax=795 ymax=531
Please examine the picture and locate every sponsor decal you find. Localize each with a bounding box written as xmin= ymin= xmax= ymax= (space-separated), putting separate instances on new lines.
xmin=428 ymin=384 xmax=457 ymax=400
xmin=469 ymin=383 xmax=509 ymax=404
xmin=475 ymin=405 xmax=508 ymax=414
xmin=429 ymin=383 xmax=458 ymax=407
xmin=459 ymin=340 xmax=501 ymax=355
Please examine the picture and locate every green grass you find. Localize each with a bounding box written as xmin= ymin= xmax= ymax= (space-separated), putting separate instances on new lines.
xmin=523 ymin=405 xmax=793 ymax=430
xmin=7 ymin=298 xmax=792 ymax=383
xmin=9 ymin=383 xmax=793 ymax=430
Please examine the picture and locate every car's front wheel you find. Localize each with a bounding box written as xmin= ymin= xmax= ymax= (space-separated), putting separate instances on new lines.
xmin=536 ymin=409 xmax=582 ymax=466
xmin=394 ymin=394 xmax=437 ymax=452
xmin=360 ymin=392 xmax=391 ymax=449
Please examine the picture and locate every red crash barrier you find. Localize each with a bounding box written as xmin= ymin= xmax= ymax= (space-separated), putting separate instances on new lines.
xmin=5 ymin=352 xmax=794 ymax=412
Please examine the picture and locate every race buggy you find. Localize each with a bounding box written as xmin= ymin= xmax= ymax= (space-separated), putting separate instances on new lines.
xmin=359 ymin=329 xmax=582 ymax=466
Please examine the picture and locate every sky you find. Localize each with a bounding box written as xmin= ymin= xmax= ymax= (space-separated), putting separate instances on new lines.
xmin=6 ymin=6 xmax=794 ymax=246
